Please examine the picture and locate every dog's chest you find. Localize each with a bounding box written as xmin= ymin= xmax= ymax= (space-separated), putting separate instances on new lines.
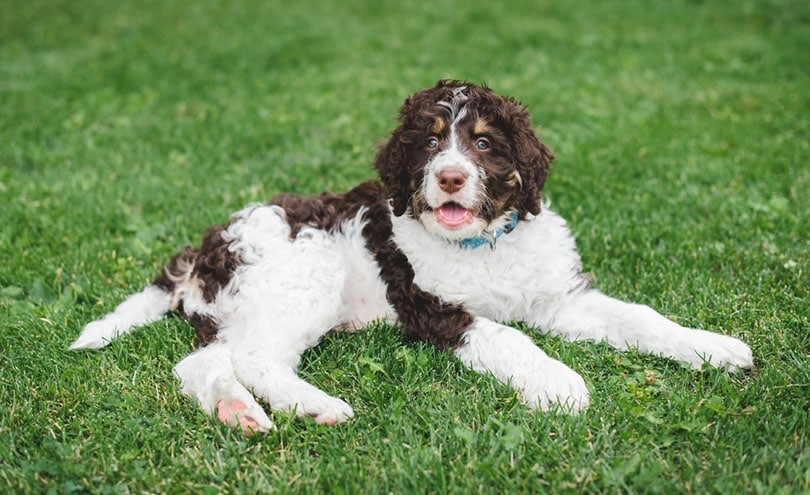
xmin=391 ymin=221 xmax=526 ymax=321
xmin=389 ymin=210 xmax=584 ymax=322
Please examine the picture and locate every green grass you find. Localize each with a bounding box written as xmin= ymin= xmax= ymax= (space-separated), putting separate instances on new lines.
xmin=1 ymin=0 xmax=808 ymax=492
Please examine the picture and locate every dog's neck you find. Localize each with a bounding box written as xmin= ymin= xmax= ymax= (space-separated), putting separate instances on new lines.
xmin=458 ymin=211 xmax=520 ymax=250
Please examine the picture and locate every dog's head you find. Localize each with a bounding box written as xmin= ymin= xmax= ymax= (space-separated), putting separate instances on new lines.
xmin=375 ymin=80 xmax=554 ymax=241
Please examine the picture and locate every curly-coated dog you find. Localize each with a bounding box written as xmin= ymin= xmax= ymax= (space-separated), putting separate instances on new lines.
xmin=71 ymin=81 xmax=753 ymax=433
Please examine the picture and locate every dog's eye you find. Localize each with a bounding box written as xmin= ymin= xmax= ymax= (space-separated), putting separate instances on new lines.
xmin=426 ymin=137 xmax=440 ymax=149
xmin=475 ymin=138 xmax=490 ymax=151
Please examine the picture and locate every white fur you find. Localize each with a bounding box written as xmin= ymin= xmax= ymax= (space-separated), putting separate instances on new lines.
xmin=69 ymin=285 xmax=171 ymax=349
xmin=173 ymin=342 xmax=274 ymax=431
xmin=423 ymin=145 xmax=481 ymax=211
xmin=454 ymin=317 xmax=589 ymax=412
xmin=396 ymin=207 xmax=755 ymax=362
xmin=70 ymin=85 xmax=752 ymax=432
xmin=72 ymin=199 xmax=752 ymax=429
xmin=177 ymin=206 xmax=385 ymax=425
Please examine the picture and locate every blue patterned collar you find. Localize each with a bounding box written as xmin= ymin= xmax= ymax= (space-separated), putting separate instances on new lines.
xmin=458 ymin=211 xmax=520 ymax=250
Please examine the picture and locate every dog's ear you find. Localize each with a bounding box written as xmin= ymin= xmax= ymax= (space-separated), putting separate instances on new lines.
xmin=374 ymin=88 xmax=437 ymax=217
xmin=374 ymin=130 xmax=410 ymax=217
xmin=509 ymin=101 xmax=554 ymax=216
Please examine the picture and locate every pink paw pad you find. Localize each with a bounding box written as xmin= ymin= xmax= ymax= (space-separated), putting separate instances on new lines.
xmin=217 ymin=399 xmax=260 ymax=435
xmin=311 ymin=414 xmax=337 ymax=426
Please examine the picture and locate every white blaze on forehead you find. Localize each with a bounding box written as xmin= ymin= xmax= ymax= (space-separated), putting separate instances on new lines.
xmin=437 ymin=86 xmax=470 ymax=142
xmin=436 ymin=86 xmax=471 ymax=153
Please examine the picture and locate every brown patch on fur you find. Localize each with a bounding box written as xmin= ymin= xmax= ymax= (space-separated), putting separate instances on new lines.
xmin=473 ymin=117 xmax=491 ymax=136
xmin=360 ymin=198 xmax=475 ymax=350
xmin=430 ymin=117 xmax=445 ymax=135
xmin=271 ymin=180 xmax=475 ymax=349
xmin=267 ymin=181 xmax=383 ymax=237
xmin=153 ymin=223 xmax=242 ymax=346
xmin=154 ymin=249 xmax=189 ymax=290
xmin=156 ymin=224 xmax=242 ymax=306
xmin=154 ymin=247 xmax=198 ymax=310
xmin=196 ymin=225 xmax=243 ymax=303
xmin=188 ymin=312 xmax=219 ymax=345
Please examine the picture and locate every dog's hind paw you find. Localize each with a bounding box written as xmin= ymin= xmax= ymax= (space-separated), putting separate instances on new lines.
xmin=216 ymin=398 xmax=274 ymax=434
xmin=69 ymin=319 xmax=120 ymax=350
xmin=302 ymin=395 xmax=355 ymax=425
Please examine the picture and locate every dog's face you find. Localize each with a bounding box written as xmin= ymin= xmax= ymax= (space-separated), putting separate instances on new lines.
xmin=375 ymin=80 xmax=554 ymax=241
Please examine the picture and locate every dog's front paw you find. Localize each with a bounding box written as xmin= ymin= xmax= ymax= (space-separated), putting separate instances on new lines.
xmin=520 ymin=358 xmax=590 ymax=414
xmin=455 ymin=317 xmax=590 ymax=415
xmin=299 ymin=395 xmax=355 ymax=425
xmin=683 ymin=330 xmax=754 ymax=372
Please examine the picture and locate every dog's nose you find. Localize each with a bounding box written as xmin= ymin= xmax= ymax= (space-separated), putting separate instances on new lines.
xmin=437 ymin=168 xmax=467 ymax=194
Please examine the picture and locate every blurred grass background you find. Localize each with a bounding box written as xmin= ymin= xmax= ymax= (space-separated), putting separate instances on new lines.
xmin=1 ymin=0 xmax=808 ymax=492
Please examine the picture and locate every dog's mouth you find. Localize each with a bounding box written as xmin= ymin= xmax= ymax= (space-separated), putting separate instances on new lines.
xmin=432 ymin=202 xmax=478 ymax=229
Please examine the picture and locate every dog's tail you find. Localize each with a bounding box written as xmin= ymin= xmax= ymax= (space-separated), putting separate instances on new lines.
xmin=70 ymin=248 xmax=196 ymax=350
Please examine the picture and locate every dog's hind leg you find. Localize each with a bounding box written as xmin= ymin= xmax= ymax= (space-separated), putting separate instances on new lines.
xmin=232 ymin=356 xmax=354 ymax=425
xmin=173 ymin=342 xmax=274 ymax=433
xmin=70 ymin=285 xmax=172 ymax=350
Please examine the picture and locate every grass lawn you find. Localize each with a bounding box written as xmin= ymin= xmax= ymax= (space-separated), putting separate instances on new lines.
xmin=1 ymin=0 xmax=808 ymax=492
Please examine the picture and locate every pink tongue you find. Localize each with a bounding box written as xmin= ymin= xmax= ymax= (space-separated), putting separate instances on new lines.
xmin=436 ymin=203 xmax=473 ymax=228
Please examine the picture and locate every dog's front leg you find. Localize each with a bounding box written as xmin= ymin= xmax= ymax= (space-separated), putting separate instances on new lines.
xmin=368 ymin=216 xmax=588 ymax=412
xmin=454 ymin=317 xmax=590 ymax=413
xmin=538 ymin=289 xmax=753 ymax=371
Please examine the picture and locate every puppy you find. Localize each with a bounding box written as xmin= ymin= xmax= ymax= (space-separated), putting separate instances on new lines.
xmin=71 ymin=81 xmax=753 ymax=433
